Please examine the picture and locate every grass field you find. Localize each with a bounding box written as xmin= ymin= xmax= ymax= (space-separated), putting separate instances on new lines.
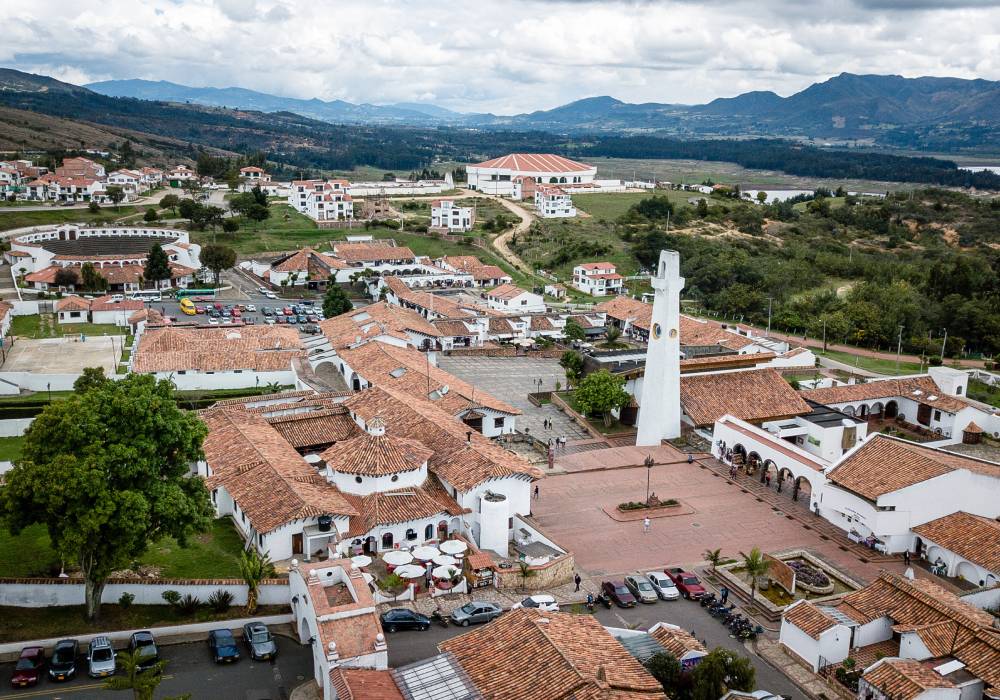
xmin=571 ymin=190 xmax=694 ymax=221
xmin=0 ymin=205 xmax=141 ymax=232
xmin=0 ymin=436 xmax=24 ymax=462
xmin=0 ymin=518 xmax=247 ymax=579
xmin=817 ymin=349 xmax=923 ymax=375
xmin=10 ymin=314 xmax=123 ymax=339
xmin=968 ymin=379 xmax=1000 ymax=408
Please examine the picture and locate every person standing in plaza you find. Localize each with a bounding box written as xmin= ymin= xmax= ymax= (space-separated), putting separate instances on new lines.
xmin=534 ymin=484 xmax=539 ymax=500
xmin=574 ymin=573 xmax=582 ymax=591
xmin=643 ymin=516 xmax=651 ymax=534
xmin=720 ymin=585 xmax=729 ymax=604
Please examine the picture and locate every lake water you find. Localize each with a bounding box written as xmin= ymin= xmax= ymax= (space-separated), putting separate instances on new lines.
xmin=959 ymin=165 xmax=1000 ymax=174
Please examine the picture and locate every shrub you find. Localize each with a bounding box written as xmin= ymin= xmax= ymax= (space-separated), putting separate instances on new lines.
xmin=161 ymin=590 xmax=181 ymax=607
xmin=929 ymin=355 xmax=943 ymax=366
xmin=788 ymin=560 xmax=831 ymax=588
xmin=118 ymin=592 xmax=135 ymax=609
xmin=379 ymin=573 xmax=405 ymax=593
xmin=663 ymin=498 xmax=679 ymax=506
xmin=208 ymin=589 xmax=234 ymax=613
xmin=176 ymin=593 xmax=201 ymax=615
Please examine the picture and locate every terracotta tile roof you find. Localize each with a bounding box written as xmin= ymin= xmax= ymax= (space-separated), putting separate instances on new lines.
xmin=383 ymin=276 xmax=486 ymax=319
xmin=272 ymin=247 xmax=346 ymax=273
xmin=442 ymin=256 xmax=510 ymax=283
xmin=578 ymin=262 xmax=616 ymax=271
xmin=201 ymin=408 xmax=356 ymax=533
xmin=802 ymin=376 xmax=970 ymax=413
xmin=337 ymin=342 xmax=519 ymax=415
xmin=912 ymin=512 xmax=1000 ymax=575
xmin=27 ymin=263 xmax=193 ymax=287
xmin=782 ymin=601 xmax=839 ymax=639
xmin=343 ymin=475 xmax=468 ymax=536
xmin=892 ymin=620 xmax=964 ymax=657
xmin=489 ymin=318 xmax=517 ymax=335
xmin=964 ymin=421 xmax=984 ymax=434
xmin=827 ymin=435 xmax=1000 ymax=501
xmin=530 ymin=315 xmax=559 ymax=331
xmin=334 ymin=242 xmax=415 ymax=263
xmin=839 ymin=571 xmax=995 ymax=630
xmin=465 ymin=551 xmax=496 ymax=570
xmin=861 ymin=659 xmax=955 ymax=700
xmin=680 ymin=368 xmax=811 ymax=426
xmin=320 ymin=424 xmax=433 ymax=477
xmin=267 ymin=409 xmax=361 ymax=449
xmin=679 ymin=316 xmax=756 ymax=350
xmin=329 ymin=669 xmax=402 ymax=700
xmin=345 ymin=385 xmax=540 ymax=491
xmin=432 ymin=319 xmax=478 ymax=337
xmin=595 ymin=297 xmax=652 ymax=332
xmin=56 ymin=295 xmax=90 ymax=312
xmin=90 ymin=295 xmax=145 ymax=312
xmin=133 ymin=325 xmax=304 ymax=373
xmin=440 ymin=609 xmax=665 ymax=700
xmin=486 ymin=283 xmax=532 ymax=301
xmin=320 ymin=302 xmax=440 ymax=349
xmin=647 ymin=624 xmax=707 ymax=657
xmin=471 ymin=153 xmax=594 ymax=173
xmin=566 ymin=313 xmax=605 ymax=330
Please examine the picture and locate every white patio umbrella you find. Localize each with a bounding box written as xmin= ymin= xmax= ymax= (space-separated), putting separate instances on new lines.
xmin=411 ymin=545 xmax=440 ymax=561
xmin=362 ymin=572 xmax=374 ymax=584
xmin=382 ymin=550 xmax=413 ymax=566
xmin=350 ymin=555 xmax=373 ymax=568
xmin=432 ymin=554 xmax=458 ymax=567
xmin=394 ymin=564 xmax=426 ymax=579
xmin=438 ymin=540 xmax=468 ymax=555
xmin=432 ymin=565 xmax=460 ymax=579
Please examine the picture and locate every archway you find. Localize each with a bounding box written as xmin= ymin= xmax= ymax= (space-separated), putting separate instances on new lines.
xmin=424 ymin=523 xmax=434 ymax=541
xmin=381 ymin=531 xmax=393 ymax=550
xmin=363 ymin=536 xmax=376 ymax=554
xmin=858 ymin=404 xmax=869 ymax=418
xmin=885 ymin=401 xmax=898 ymax=419
xmin=871 ymin=402 xmax=884 ymax=418
xmin=761 ymin=459 xmax=778 ymax=484
xmin=776 ymin=467 xmax=793 ymax=494
xmin=437 ymin=520 xmax=448 ymax=540
xmin=792 ymin=475 xmax=812 ymax=503
xmin=298 ymin=616 xmax=313 ymax=645
xmin=842 ymin=405 xmax=856 ymax=417
xmin=956 ymin=561 xmax=982 ymax=586
xmin=746 ymin=451 xmax=762 ymax=476
xmin=731 ymin=444 xmax=747 ymax=469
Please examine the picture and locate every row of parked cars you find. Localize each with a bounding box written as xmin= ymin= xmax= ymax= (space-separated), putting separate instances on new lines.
xmin=599 ymin=568 xmax=707 ymax=608
xmin=9 ymin=623 xmax=277 ymax=689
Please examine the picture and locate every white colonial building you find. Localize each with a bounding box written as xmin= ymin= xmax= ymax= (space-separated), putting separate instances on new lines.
xmin=534 ymin=184 xmax=576 ymax=218
xmin=466 ymin=153 xmax=596 ymax=196
xmin=573 ymin=262 xmax=624 ymax=296
xmin=484 ymin=284 xmax=546 ymax=313
xmin=431 ymin=199 xmax=475 ymax=232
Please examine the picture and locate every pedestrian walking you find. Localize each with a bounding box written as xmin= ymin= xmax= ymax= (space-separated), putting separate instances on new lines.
xmin=765 ymin=473 xmax=772 ymax=488
xmin=687 ymin=454 xmax=694 ymax=464
xmin=534 ymin=484 xmax=539 ymax=500
xmin=643 ymin=516 xmax=651 ymax=534
xmin=904 ymin=550 xmax=911 ymax=566
xmin=574 ymin=573 xmax=582 ymax=592
xmin=720 ymin=585 xmax=729 ymax=604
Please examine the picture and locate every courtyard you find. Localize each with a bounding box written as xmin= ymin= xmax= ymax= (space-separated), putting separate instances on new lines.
xmin=1 ymin=333 xmax=124 ymax=374
xmin=437 ymin=355 xmax=590 ymax=441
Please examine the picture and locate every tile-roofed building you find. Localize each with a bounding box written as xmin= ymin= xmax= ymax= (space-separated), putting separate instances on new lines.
xmin=912 ymin=512 xmax=1000 ymax=580
xmin=267 ymin=247 xmax=346 ymax=287
xmin=781 ymin=601 xmax=839 ymax=640
xmin=382 ymin=275 xmax=484 ymax=320
xmin=55 ymin=295 xmax=90 ymax=313
xmin=321 ymin=417 xmax=433 ymax=477
xmin=484 ymin=284 xmax=545 ymax=313
xmin=439 ymin=609 xmax=666 ymax=699
xmin=318 ymin=301 xmax=440 ymax=350
xmin=646 ymin=623 xmax=708 ymax=661
xmin=267 ymin=409 xmax=361 ymax=451
xmin=332 ymin=242 xmax=415 ymax=265
xmin=438 ymin=255 xmax=511 ymax=286
xmin=859 ymin=658 xmax=957 ymax=700
xmin=679 ymin=315 xmax=756 ymax=351
xmin=679 ymin=368 xmax=811 ymax=427
xmin=470 ymin=153 xmax=595 ymax=173
xmin=802 ymin=375 xmax=971 ymax=415
xmin=329 ymin=669 xmax=403 ymax=700
xmin=596 ymin=297 xmax=652 ymax=340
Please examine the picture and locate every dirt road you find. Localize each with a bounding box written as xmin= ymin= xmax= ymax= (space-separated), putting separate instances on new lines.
xmin=489 ymin=196 xmax=535 ymax=276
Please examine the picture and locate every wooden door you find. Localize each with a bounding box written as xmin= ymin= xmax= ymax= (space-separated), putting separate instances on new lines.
xmin=292 ymin=533 xmax=304 ymax=555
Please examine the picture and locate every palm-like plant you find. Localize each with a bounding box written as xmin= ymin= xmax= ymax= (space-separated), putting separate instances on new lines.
xmin=239 ymin=547 xmax=275 ymax=615
xmin=104 ymin=649 xmax=190 ymax=700
xmin=517 ymin=560 xmax=536 ymax=592
xmin=703 ymin=548 xmax=723 ymax=573
xmin=740 ymin=547 xmax=769 ymax=610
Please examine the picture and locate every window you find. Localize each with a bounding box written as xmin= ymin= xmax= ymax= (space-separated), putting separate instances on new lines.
xmin=934 ymin=410 xmax=941 ymax=421
xmin=406 ymin=528 xmax=417 ymax=541
xmin=494 ymin=417 xmax=504 ymax=429
xmin=381 ymin=532 xmax=393 ymax=549
xmin=391 ymin=474 xmax=399 ymax=482
xmin=508 ymin=517 xmax=514 ymax=528
xmin=355 ymin=476 xmax=363 ymax=484
xmin=425 ymin=523 xmax=434 ymax=540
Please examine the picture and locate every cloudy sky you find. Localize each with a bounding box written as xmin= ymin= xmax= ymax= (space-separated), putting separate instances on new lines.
xmin=3 ymin=0 xmax=1000 ymax=113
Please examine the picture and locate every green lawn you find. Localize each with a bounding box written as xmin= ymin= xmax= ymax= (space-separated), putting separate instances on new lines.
xmin=0 ymin=206 xmax=141 ymax=232
xmin=816 ymin=349 xmax=923 ymax=375
xmin=10 ymin=314 xmax=123 ymax=339
xmin=968 ymin=379 xmax=1000 ymax=408
xmin=0 ymin=436 xmax=24 ymax=462
xmin=571 ymin=190 xmax=693 ymax=221
xmin=555 ymin=390 xmax=635 ymax=436
xmin=0 ymin=518 xmax=247 ymax=579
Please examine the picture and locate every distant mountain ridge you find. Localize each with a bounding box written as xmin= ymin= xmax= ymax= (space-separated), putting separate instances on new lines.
xmin=83 ymin=72 xmax=1000 ymax=148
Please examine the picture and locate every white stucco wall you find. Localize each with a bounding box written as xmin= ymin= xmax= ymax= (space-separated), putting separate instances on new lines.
xmin=150 ymin=368 xmax=296 ymax=391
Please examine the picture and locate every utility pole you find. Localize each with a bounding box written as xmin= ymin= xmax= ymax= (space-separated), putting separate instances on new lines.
xmin=941 ymin=329 xmax=948 ymax=362
xmin=766 ymin=297 xmax=773 ymax=336
xmin=896 ymin=325 xmax=904 ymax=372
xmin=822 ymin=318 xmax=827 ymax=352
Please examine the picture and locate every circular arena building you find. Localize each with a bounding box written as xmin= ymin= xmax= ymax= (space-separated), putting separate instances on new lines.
xmin=6 ymin=224 xmax=202 ymax=293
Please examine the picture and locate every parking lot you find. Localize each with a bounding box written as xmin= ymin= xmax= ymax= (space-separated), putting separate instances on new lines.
xmin=0 ymin=634 xmax=311 ymax=699
xmin=151 ymin=291 xmax=326 ymax=332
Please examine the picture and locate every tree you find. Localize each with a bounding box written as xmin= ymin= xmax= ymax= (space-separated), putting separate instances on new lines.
xmin=104 ymin=648 xmax=189 ymax=700
xmin=604 ymin=326 xmax=622 ymax=346
xmin=756 ymin=190 xmax=768 ymax=204
xmin=88 ymin=201 xmax=101 ymax=213
xmin=177 ymin=198 xmax=198 ymax=221
xmin=564 ymin=318 xmax=586 ymax=341
xmin=201 ymin=244 xmax=236 ymax=287
xmin=228 ymin=192 xmax=256 ymax=218
xmin=246 ymin=203 xmax=270 ymax=228
xmin=73 ymin=366 xmax=109 ymax=394
xmin=159 ymin=194 xmax=180 ymax=215
xmin=574 ymin=369 xmax=631 ymax=426
xmin=222 ymin=218 xmax=239 ymax=234
xmin=106 ymin=186 xmax=125 ymax=210
xmin=143 ymin=208 xmax=159 ymax=223
xmin=559 ymin=351 xmax=584 ymax=388
xmin=80 ymin=262 xmax=108 ymax=292
xmin=250 ymin=185 xmax=268 ymax=207
xmin=690 ymin=648 xmax=755 ymax=700
xmin=239 ymin=547 xmax=275 ymax=615
xmin=645 ymin=652 xmax=689 ymax=700
xmin=703 ymin=548 xmax=723 ymax=573
xmin=144 ymin=243 xmax=171 ymax=286
xmin=323 ymin=283 xmax=353 ymax=318
xmin=696 ymin=198 xmax=709 ymax=217
xmin=739 ymin=547 xmax=769 ymax=610
xmin=118 ymin=140 xmax=136 ymax=169
xmin=0 ymin=375 xmax=213 ymax=621
xmin=54 ymin=267 xmax=80 ymax=290
xmin=517 ymin=560 xmax=536 ymax=591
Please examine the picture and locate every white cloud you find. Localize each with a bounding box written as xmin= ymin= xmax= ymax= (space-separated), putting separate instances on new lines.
xmin=2 ymin=0 xmax=999 ymax=113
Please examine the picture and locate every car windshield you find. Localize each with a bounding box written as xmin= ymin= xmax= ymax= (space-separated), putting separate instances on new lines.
xmin=215 ymin=632 xmax=235 ymax=645
xmin=15 ymin=657 xmax=39 ymax=671
xmin=53 ymin=647 xmax=74 ymax=663
xmin=636 ymin=581 xmax=653 ymax=591
xmin=91 ymin=648 xmax=113 ymax=662
xmin=251 ymin=631 xmax=271 ymax=644
xmin=522 ymin=598 xmax=538 ymax=607
xmin=683 ymin=577 xmax=700 ymax=585
xmin=460 ymin=603 xmax=477 ymax=614
xmin=615 ymin=586 xmax=630 ymax=595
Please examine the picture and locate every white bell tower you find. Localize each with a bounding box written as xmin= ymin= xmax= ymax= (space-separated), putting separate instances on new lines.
xmin=636 ymin=250 xmax=685 ymax=446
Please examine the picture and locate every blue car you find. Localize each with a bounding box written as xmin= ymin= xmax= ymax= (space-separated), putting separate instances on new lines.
xmin=207 ymin=629 xmax=240 ymax=664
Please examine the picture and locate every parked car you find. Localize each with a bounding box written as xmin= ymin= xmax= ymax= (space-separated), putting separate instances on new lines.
xmin=262 ymin=307 xmax=273 ymax=316
xmin=86 ymin=636 xmax=116 ymax=678
xmin=208 ymin=317 xmax=219 ymax=325
xmin=307 ymin=314 xmax=319 ymax=323
xmin=48 ymin=639 xmax=79 ymax=682
xmin=242 ymin=622 xmax=277 ymax=661
xmin=10 ymin=646 xmax=45 ymax=688
xmin=195 ymin=305 xmax=206 ymax=314
xmin=295 ymin=314 xmax=306 ymax=324
xmin=665 ymin=568 xmax=707 ymax=599
xmin=450 ymin=601 xmax=503 ymax=627
xmin=646 ymin=571 xmax=680 ymax=600
xmin=380 ymin=608 xmax=431 ymax=632
xmin=602 ymin=580 xmax=638 ymax=608
xmin=265 ymin=291 xmax=277 ymax=299
xmin=265 ymin=317 xmax=276 ymax=325
xmin=245 ymin=304 xmax=256 ymax=312
xmin=275 ymin=316 xmax=286 ymax=324
xmin=257 ymin=287 xmax=267 ymax=295
xmin=207 ymin=629 xmax=240 ymax=664
xmin=282 ymin=307 xmax=293 ymax=315
xmin=624 ymin=575 xmax=659 ymax=604
xmin=232 ymin=308 xmax=241 ymax=317
xmin=510 ymin=594 xmax=559 ymax=612
xmin=128 ymin=631 xmax=160 ymax=671
xmin=300 ymin=324 xmax=321 ymax=334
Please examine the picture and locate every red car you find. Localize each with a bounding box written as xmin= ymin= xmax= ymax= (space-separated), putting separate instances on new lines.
xmin=283 ymin=307 xmax=294 ymax=316
xmin=665 ymin=568 xmax=707 ymax=599
xmin=195 ymin=306 xmax=206 ymax=314
xmin=601 ymin=580 xmax=637 ymax=608
xmin=10 ymin=646 xmax=45 ymax=688
xmin=231 ymin=308 xmax=241 ymax=317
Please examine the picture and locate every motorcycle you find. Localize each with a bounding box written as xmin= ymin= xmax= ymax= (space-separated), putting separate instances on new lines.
xmin=595 ymin=593 xmax=612 ymax=609
xmin=430 ymin=610 xmax=449 ymax=628
xmin=699 ymin=593 xmax=717 ymax=608
xmin=586 ymin=594 xmax=595 ymax=613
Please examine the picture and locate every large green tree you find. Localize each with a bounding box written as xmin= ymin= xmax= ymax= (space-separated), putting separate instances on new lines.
xmin=323 ymin=282 xmax=353 ymax=318
xmin=144 ymin=243 xmax=171 ymax=286
xmin=559 ymin=350 xmax=584 ymax=388
xmin=201 ymin=244 xmax=236 ymax=287
xmin=690 ymin=648 xmax=755 ymax=700
xmin=0 ymin=374 xmax=213 ymax=621
xmin=574 ymin=369 xmax=631 ymax=426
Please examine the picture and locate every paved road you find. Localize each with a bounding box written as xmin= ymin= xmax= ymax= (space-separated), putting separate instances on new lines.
xmin=0 ymin=635 xmax=312 ymax=699
xmin=385 ymin=599 xmax=799 ymax=698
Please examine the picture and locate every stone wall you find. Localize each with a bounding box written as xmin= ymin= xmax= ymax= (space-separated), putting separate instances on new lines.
xmin=0 ymin=577 xmax=289 ymax=608
xmin=493 ymin=553 xmax=576 ymax=591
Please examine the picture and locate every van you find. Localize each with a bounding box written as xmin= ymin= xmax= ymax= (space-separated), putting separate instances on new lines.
xmin=87 ymin=636 xmax=116 ymax=678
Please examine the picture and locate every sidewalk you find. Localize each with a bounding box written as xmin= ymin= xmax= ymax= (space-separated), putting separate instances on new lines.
xmin=755 ymin=637 xmax=846 ymax=699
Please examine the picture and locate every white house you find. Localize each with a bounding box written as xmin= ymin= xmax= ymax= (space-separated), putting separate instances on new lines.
xmin=89 ymin=295 xmax=146 ymax=327
xmin=435 ymin=256 xmax=510 ymax=287
xmin=167 ymin=165 xmax=196 ymax=183
xmin=55 ymin=295 xmax=91 ymax=324
xmin=534 ymin=184 xmax=576 ymax=218
xmin=466 ymin=153 xmax=597 ymax=197
xmin=431 ymin=199 xmax=475 ymax=232
xmin=239 ymin=166 xmax=271 ymax=184
xmin=290 ymin=180 xmax=350 ymax=217
xmin=911 ymin=511 xmax=1000 ymax=588
xmin=484 ymin=284 xmax=546 ymax=313
xmin=573 ymin=262 xmax=624 ymax=296
xmin=107 ymin=169 xmax=147 ymax=197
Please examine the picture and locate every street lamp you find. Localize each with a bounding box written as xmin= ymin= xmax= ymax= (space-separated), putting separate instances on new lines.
xmin=644 ymin=455 xmax=655 ymax=503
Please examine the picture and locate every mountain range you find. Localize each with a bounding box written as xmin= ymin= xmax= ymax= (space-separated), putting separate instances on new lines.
xmin=84 ymin=73 xmax=1000 ymax=145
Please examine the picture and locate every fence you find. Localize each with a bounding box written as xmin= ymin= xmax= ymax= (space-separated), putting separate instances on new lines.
xmin=0 ymin=577 xmax=290 ymax=608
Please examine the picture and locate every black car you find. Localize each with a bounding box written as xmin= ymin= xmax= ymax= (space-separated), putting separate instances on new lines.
xmin=380 ymin=608 xmax=430 ymax=633
xmin=601 ymin=580 xmax=638 ymax=608
xmin=128 ymin=631 xmax=160 ymax=671
xmin=48 ymin=639 xmax=78 ymax=682
xmin=207 ymin=629 xmax=240 ymax=664
xmin=242 ymin=622 xmax=278 ymax=661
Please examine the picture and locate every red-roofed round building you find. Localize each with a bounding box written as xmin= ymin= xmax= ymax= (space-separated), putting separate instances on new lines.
xmin=466 ymin=153 xmax=596 ymax=196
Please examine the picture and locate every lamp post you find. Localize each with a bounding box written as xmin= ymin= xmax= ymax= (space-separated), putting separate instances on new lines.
xmin=644 ymin=455 xmax=654 ymax=503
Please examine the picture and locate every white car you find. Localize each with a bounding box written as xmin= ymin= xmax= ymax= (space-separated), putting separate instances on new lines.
xmin=264 ymin=317 xmax=276 ymax=325
xmin=511 ymin=594 xmax=559 ymax=613
xmin=257 ymin=287 xmax=267 ymax=294
xmin=208 ymin=317 xmax=219 ymax=325
xmin=265 ymin=291 xmax=278 ymax=299
xmin=245 ymin=304 xmax=256 ymax=312
xmin=646 ymin=571 xmax=680 ymax=600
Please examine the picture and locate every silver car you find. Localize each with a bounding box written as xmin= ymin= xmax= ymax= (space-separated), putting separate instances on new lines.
xmin=624 ymin=574 xmax=659 ymax=604
xmin=87 ymin=636 xmax=116 ymax=678
xmin=450 ymin=601 xmax=503 ymax=627
xmin=646 ymin=571 xmax=680 ymax=600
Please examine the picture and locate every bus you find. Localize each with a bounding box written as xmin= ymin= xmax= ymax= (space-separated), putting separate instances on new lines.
xmin=175 ymin=288 xmax=217 ymax=299
xmin=128 ymin=290 xmax=163 ymax=303
xmin=179 ymin=298 xmax=197 ymax=315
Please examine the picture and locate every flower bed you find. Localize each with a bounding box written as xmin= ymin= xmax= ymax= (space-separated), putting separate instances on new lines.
xmin=618 ymin=498 xmax=679 ymax=512
xmin=788 ymin=560 xmax=834 ymax=594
